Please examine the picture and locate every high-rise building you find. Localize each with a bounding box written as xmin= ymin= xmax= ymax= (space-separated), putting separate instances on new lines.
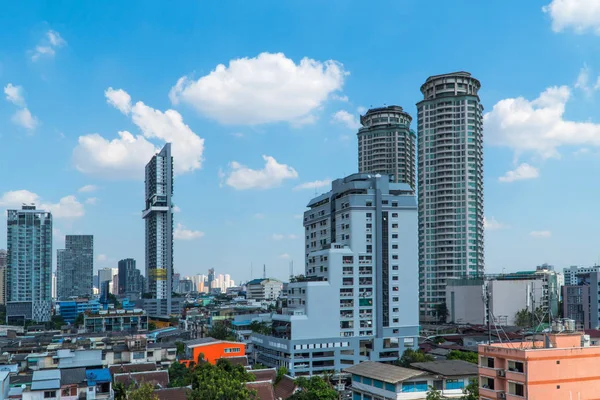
xmin=417 ymin=72 xmax=484 ymax=320
xmin=357 ymin=106 xmax=416 ymax=188
xmin=118 ymin=258 xmax=143 ymax=297
xmin=98 ymin=267 xmax=115 ymax=286
xmin=57 ymin=235 xmax=94 ymax=300
xmin=207 ymin=268 xmax=215 ymax=290
xmin=0 ymin=249 xmax=6 ymax=305
xmin=6 ymin=205 xmax=53 ymax=322
xmin=143 ymin=143 xmax=174 ymax=315
xmin=252 ymin=173 xmax=419 ymax=376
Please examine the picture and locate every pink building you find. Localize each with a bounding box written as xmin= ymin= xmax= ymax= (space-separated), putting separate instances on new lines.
xmin=478 ymin=331 xmax=600 ymax=399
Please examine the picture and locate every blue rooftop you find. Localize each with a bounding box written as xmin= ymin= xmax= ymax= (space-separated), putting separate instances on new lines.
xmin=86 ymin=369 xmax=111 ymax=385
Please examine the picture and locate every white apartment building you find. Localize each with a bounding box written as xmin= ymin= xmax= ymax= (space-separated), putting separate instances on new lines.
xmin=246 ymin=279 xmax=282 ymax=301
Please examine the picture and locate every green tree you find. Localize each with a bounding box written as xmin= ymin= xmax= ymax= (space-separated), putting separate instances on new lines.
xmin=74 ymin=313 xmax=85 ymax=327
xmin=208 ymin=322 xmax=236 ymax=341
xmin=447 ymin=350 xmax=478 ymax=364
xmin=251 ymin=363 xmax=267 ymax=370
xmin=426 ymin=386 xmax=443 ymax=400
xmin=396 ymin=349 xmax=434 ymax=368
xmin=188 ymin=360 xmax=256 ymax=400
xmin=514 ymin=307 xmax=545 ymax=328
xmin=114 ymin=382 xmax=127 ymax=400
xmin=249 ymin=321 xmax=271 ymax=335
xmin=462 ymin=380 xmax=479 ymax=400
xmin=288 ymin=376 xmax=337 ymax=400
xmin=128 ymin=383 xmax=158 ymax=400
xmin=148 ymin=322 xmax=157 ymax=331
xmin=275 ymin=366 xmax=288 ymax=384
xmin=168 ymin=362 xmax=193 ymax=388
xmin=434 ymin=302 xmax=449 ymax=323
xmin=175 ymin=341 xmax=185 ymax=355
xmin=50 ymin=314 xmax=65 ymax=330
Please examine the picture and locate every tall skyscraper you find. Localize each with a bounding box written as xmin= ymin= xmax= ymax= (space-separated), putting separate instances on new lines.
xmin=118 ymin=258 xmax=143 ymax=297
xmin=253 ymin=173 xmax=419 ymax=375
xmin=358 ymin=106 xmax=416 ymax=188
xmin=57 ymin=235 xmax=94 ymax=300
xmin=207 ymin=268 xmax=215 ymax=289
xmin=143 ymin=143 xmax=174 ymax=315
xmin=6 ymin=205 xmax=53 ymax=322
xmin=98 ymin=267 xmax=116 ymax=286
xmin=417 ymin=72 xmax=484 ymax=320
xmin=0 ymin=249 xmax=7 ymax=305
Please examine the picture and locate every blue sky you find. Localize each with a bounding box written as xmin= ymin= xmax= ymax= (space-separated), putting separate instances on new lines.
xmin=2 ymin=0 xmax=600 ymax=282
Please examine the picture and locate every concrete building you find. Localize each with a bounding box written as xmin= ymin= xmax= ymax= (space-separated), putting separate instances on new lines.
xmin=84 ymin=309 xmax=148 ymax=333
xmin=56 ymin=235 xmax=94 ymax=300
xmin=357 ymin=105 xmax=416 ymax=188
xmin=478 ymin=325 xmax=600 ymax=399
xmin=6 ymin=205 xmax=53 ymax=323
xmin=143 ymin=143 xmax=174 ymax=315
xmin=417 ymin=72 xmax=485 ymax=321
xmin=117 ymin=258 xmax=143 ymax=297
xmin=0 ymin=249 xmax=6 ymax=305
xmin=97 ymin=267 xmax=116 ymax=288
xmin=57 ymin=299 xmax=102 ymax=323
xmin=446 ymin=269 xmax=560 ymax=326
xmin=563 ymin=265 xmax=600 ymax=286
xmin=252 ymin=173 xmax=419 ymax=376
xmin=562 ymin=271 xmax=600 ymax=329
xmin=246 ymin=279 xmax=283 ymax=301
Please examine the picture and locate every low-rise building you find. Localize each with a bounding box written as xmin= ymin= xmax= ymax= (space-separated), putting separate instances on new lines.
xmin=85 ymin=369 xmax=112 ymax=400
xmin=478 ymin=323 xmax=600 ymax=399
xmin=246 ymin=279 xmax=283 ymax=301
xmin=57 ymin=299 xmax=102 ymax=323
xmin=181 ymin=337 xmax=245 ymax=365
xmin=23 ymin=370 xmax=61 ymax=400
xmin=84 ymin=309 xmax=148 ymax=333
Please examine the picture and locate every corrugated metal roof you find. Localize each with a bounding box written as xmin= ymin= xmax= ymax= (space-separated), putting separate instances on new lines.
xmin=31 ymin=379 xmax=61 ymax=390
xmin=343 ymin=361 xmax=426 ymax=384
xmin=32 ymin=369 xmax=61 ymax=381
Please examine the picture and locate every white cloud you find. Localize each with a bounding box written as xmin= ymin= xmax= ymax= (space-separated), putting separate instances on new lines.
xmin=575 ymin=64 xmax=593 ymax=95
xmin=11 ymin=108 xmax=38 ymax=130
xmin=254 ymin=213 xmax=265 ymax=219
xmin=174 ymin=223 xmax=204 ymax=240
xmin=169 ymin=52 xmax=347 ymax=125
xmin=530 ymin=230 xmax=552 ymax=238
xmin=484 ymin=85 xmax=600 ymax=159
xmin=288 ymin=234 xmax=298 ymax=239
xmin=573 ymin=147 xmax=590 ymax=156
xmin=293 ymin=178 xmax=331 ymax=191
xmin=331 ymin=94 xmax=349 ymax=102
xmin=73 ymin=88 xmax=205 ymax=179
xmin=357 ymin=106 xmax=367 ymax=114
xmin=543 ymin=0 xmax=600 ymax=34
xmin=31 ymin=30 xmax=66 ymax=61
xmin=105 ymin=87 xmax=132 ymax=114
xmin=0 ymin=190 xmax=84 ymax=219
xmin=78 ymin=184 xmax=98 ymax=193
xmin=272 ymin=234 xmax=284 ymax=241
xmin=279 ymin=253 xmax=291 ymax=259
xmin=231 ymin=132 xmax=244 ymax=138
xmin=4 ymin=84 xmax=25 ymax=106
xmin=173 ymin=205 xmax=181 ymax=213
xmin=484 ymin=216 xmax=509 ymax=231
xmin=332 ymin=110 xmax=361 ymax=130
xmin=222 ymin=155 xmax=298 ymax=190
xmin=293 ymin=214 xmax=303 ymax=219
xmin=498 ymin=163 xmax=540 ymax=183
xmin=96 ymin=254 xmax=108 ymax=262
xmin=85 ymin=197 xmax=98 ymax=205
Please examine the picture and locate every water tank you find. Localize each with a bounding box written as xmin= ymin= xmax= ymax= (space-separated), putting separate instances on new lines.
xmin=564 ymin=319 xmax=576 ymax=332
xmin=582 ymin=335 xmax=591 ymax=347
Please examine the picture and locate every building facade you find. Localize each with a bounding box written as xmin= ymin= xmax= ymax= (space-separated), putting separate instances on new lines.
xmin=0 ymin=249 xmax=6 ymax=305
xmin=357 ymin=105 xmax=416 ymax=188
xmin=143 ymin=143 xmax=174 ymax=315
xmin=417 ymin=71 xmax=485 ymax=320
xmin=563 ymin=271 xmax=600 ymax=330
xmin=84 ymin=309 xmax=148 ymax=333
xmin=117 ymin=258 xmax=143 ymax=297
xmin=57 ymin=235 xmax=94 ymax=300
xmin=6 ymin=205 xmax=53 ymax=323
xmin=252 ymin=173 xmax=419 ymax=376
xmin=246 ymin=279 xmax=283 ymax=301
xmin=563 ymin=265 xmax=600 ymax=286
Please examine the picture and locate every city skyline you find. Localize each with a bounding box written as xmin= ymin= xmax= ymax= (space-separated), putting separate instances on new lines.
xmin=2 ymin=1 xmax=600 ymax=282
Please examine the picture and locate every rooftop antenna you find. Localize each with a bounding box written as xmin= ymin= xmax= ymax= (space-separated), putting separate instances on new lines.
xmin=263 ymin=264 xmax=266 ymax=279
xmin=250 ymin=263 xmax=253 ymax=280
xmin=289 ymin=261 xmax=294 ymax=281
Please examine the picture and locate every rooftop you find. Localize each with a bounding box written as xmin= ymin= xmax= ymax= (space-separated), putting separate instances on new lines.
xmin=410 ymin=360 xmax=478 ymax=377
xmin=344 ymin=361 xmax=425 ymax=384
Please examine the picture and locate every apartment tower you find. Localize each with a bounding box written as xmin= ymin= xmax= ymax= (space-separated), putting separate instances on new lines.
xmin=357 ymin=106 xmax=416 ymax=189
xmin=57 ymin=235 xmax=94 ymax=300
xmin=6 ymin=205 xmax=53 ymax=322
xmin=143 ymin=143 xmax=174 ymax=315
xmin=417 ymin=72 xmax=484 ymax=320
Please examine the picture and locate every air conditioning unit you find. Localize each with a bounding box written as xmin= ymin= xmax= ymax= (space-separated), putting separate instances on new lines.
xmin=498 ymin=392 xmax=506 ymax=399
xmin=497 ymin=369 xmax=506 ymax=377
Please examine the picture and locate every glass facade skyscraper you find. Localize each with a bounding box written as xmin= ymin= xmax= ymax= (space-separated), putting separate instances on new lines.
xmin=57 ymin=235 xmax=94 ymax=300
xmin=6 ymin=205 xmax=53 ymax=322
xmin=143 ymin=143 xmax=174 ymax=315
xmin=417 ymin=72 xmax=484 ymax=320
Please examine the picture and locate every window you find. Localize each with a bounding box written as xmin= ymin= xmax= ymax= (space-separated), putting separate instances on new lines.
xmin=480 ymin=356 xmax=495 ymax=368
xmin=508 ymin=360 xmax=524 ymax=373
xmin=44 ymin=391 xmax=56 ymax=399
xmin=366 ymin=213 xmax=372 ymax=218
xmin=363 ymin=377 xmax=372 ymax=385
xmin=374 ymin=380 xmax=383 ymax=389
xmin=392 ymin=213 xmax=398 ymax=217
xmin=509 ymin=382 xmax=525 ymax=397
xmin=353 ymin=375 xmax=361 ymax=383
xmin=225 ymin=347 xmax=241 ymax=353
xmin=392 ymin=224 xmax=398 ymax=228
xmin=446 ymin=379 xmax=464 ymax=390
xmin=392 ymin=234 xmax=398 ymax=239
xmin=385 ymin=382 xmax=395 ymax=391
xmin=402 ymin=381 xmax=428 ymax=392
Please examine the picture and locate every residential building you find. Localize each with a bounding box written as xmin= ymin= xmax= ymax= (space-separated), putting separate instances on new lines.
xmin=563 ymin=265 xmax=600 ymax=286
xmin=0 ymin=249 xmax=6 ymax=306
xmin=57 ymin=299 xmax=102 ymax=323
xmin=417 ymin=72 xmax=484 ymax=320
xmin=137 ymin=298 xmax=183 ymax=317
xmin=178 ymin=279 xmax=194 ymax=294
xmin=57 ymin=235 xmax=94 ymax=300
xmin=345 ymin=360 xmax=477 ymax=399
xmin=22 ymin=370 xmax=61 ymax=400
xmin=97 ymin=267 xmax=116 ymax=287
xmin=143 ymin=143 xmax=174 ymax=315
xmin=84 ymin=309 xmax=148 ymax=333
xmin=117 ymin=258 xmax=143 ymax=297
xmin=182 ymin=338 xmax=246 ymax=365
xmin=562 ymin=271 xmax=600 ymax=329
xmin=246 ymin=278 xmax=283 ymax=301
xmin=85 ymin=369 xmax=112 ymax=400
xmin=446 ymin=269 xmax=560 ymax=326
xmin=208 ymin=268 xmax=215 ymax=290
xmin=478 ymin=324 xmax=600 ymax=399
xmin=357 ymin=105 xmax=416 ymax=188
xmin=252 ymin=173 xmax=419 ymax=376
xmin=6 ymin=205 xmax=53 ymax=323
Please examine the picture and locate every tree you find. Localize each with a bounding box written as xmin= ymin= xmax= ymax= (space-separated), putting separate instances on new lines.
xmin=249 ymin=321 xmax=271 ymax=335
xmin=447 ymin=350 xmax=478 ymax=364
xmin=168 ymin=362 xmax=193 ymax=388
xmin=288 ymin=376 xmax=337 ymax=400
xmin=114 ymin=382 xmax=127 ymax=400
xmin=208 ymin=322 xmax=236 ymax=341
xmin=50 ymin=314 xmax=65 ymax=330
xmin=426 ymin=386 xmax=443 ymax=400
xmin=514 ymin=307 xmax=545 ymax=328
xmin=275 ymin=366 xmax=288 ymax=384
xmin=74 ymin=313 xmax=85 ymax=327
xmin=175 ymin=341 xmax=185 ymax=355
xmin=107 ymin=293 xmax=121 ymax=308
xmin=128 ymin=384 xmax=158 ymax=400
xmin=251 ymin=363 xmax=267 ymax=370
xmin=187 ymin=360 xmax=256 ymax=400
xmin=396 ymin=349 xmax=434 ymax=368
xmin=462 ymin=380 xmax=479 ymax=400
xmin=434 ymin=302 xmax=449 ymax=323
xmin=148 ymin=322 xmax=157 ymax=331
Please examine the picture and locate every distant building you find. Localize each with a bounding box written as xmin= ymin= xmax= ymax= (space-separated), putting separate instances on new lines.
xmin=182 ymin=338 xmax=246 ymax=365
xmin=143 ymin=143 xmax=174 ymax=315
xmin=479 ymin=326 xmax=600 ymax=399
xmin=137 ymin=297 xmax=183 ymax=317
xmin=0 ymin=249 xmax=6 ymax=305
xmin=57 ymin=299 xmax=102 ymax=323
xmin=117 ymin=258 xmax=143 ymax=297
xmin=178 ymin=279 xmax=194 ymax=294
xmin=6 ymin=205 xmax=53 ymax=323
xmin=563 ymin=265 xmax=600 ymax=286
xmin=57 ymin=235 xmax=94 ymax=300
xmin=563 ymin=271 xmax=600 ymax=329
xmin=246 ymin=279 xmax=282 ymax=301
xmin=98 ymin=267 xmax=116 ymax=287
xmin=84 ymin=309 xmax=148 ymax=333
